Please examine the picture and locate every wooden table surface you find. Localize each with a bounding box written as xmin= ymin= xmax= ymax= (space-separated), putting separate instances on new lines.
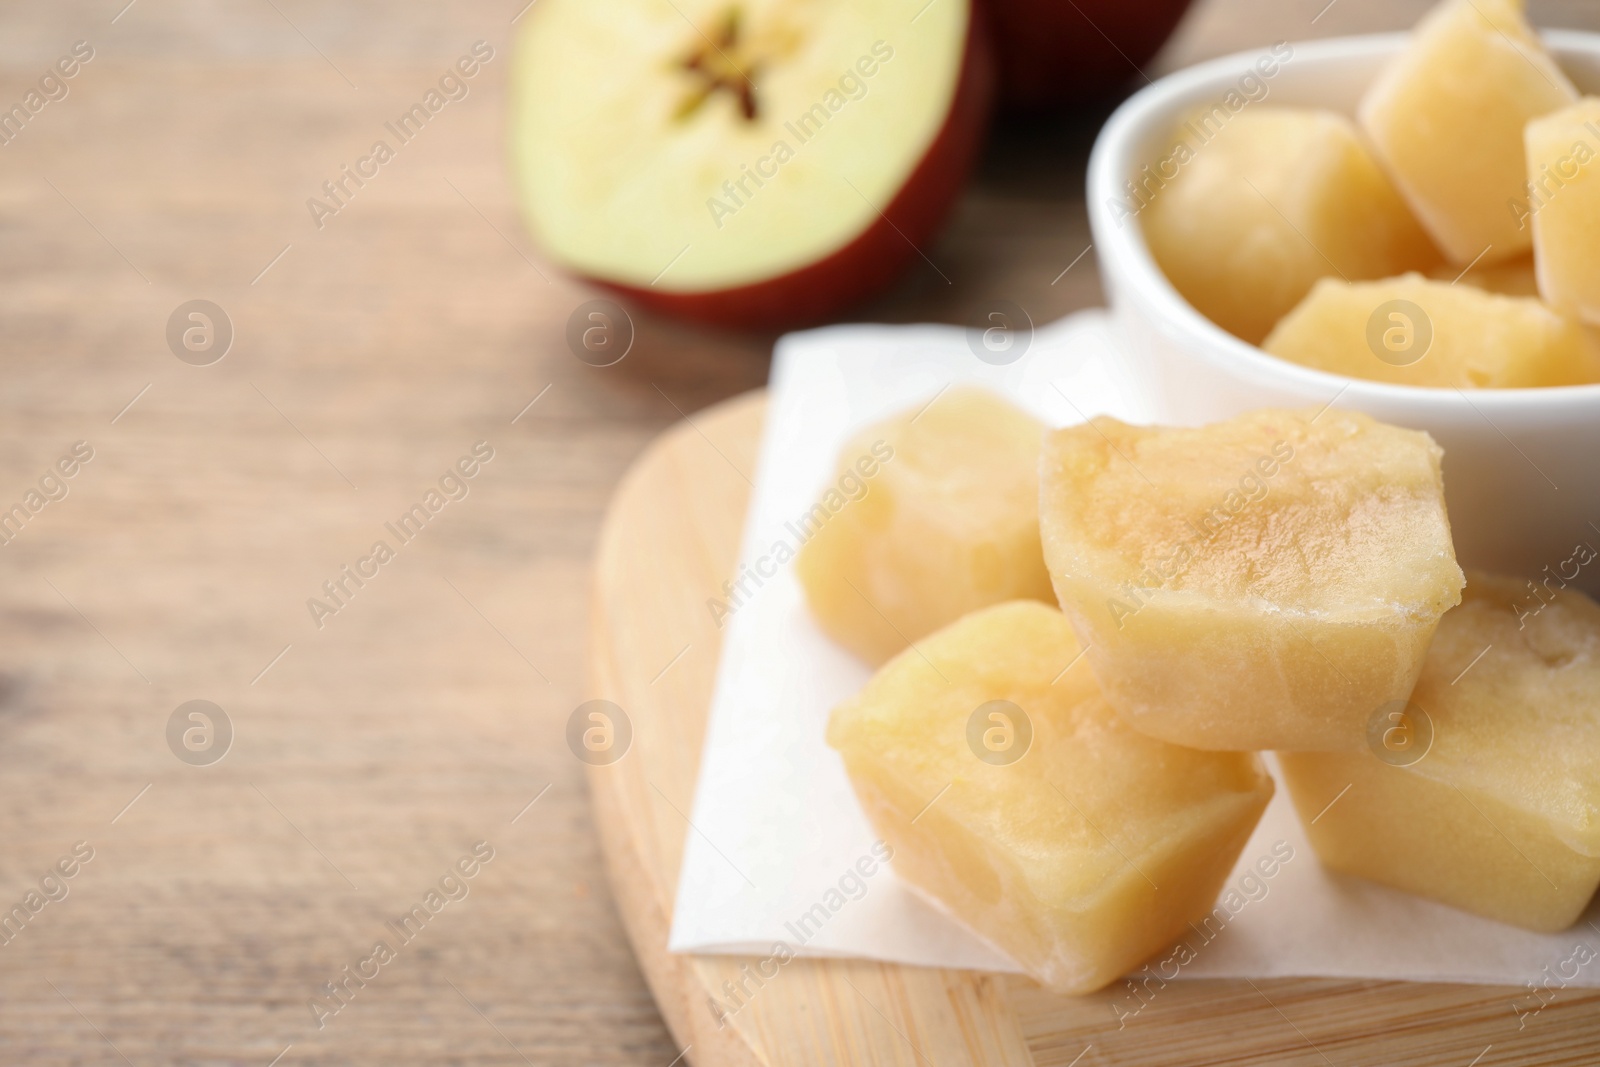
xmin=1 ymin=1 xmax=1593 ymax=1064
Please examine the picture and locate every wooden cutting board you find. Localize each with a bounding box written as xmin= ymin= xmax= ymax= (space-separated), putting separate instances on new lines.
xmin=586 ymin=389 xmax=1600 ymax=1067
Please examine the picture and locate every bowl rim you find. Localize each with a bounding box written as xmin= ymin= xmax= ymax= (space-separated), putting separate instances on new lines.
xmin=1086 ymin=28 xmax=1600 ymax=413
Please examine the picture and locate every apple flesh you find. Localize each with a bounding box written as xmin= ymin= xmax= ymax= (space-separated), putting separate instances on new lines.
xmin=984 ymin=0 xmax=1193 ymax=109
xmin=510 ymin=0 xmax=995 ymax=329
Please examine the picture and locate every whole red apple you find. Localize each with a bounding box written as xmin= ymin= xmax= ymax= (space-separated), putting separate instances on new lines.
xmin=984 ymin=0 xmax=1193 ymax=109
xmin=510 ymin=0 xmax=995 ymax=330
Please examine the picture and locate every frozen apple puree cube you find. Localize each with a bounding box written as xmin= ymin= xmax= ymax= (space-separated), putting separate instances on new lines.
xmin=827 ymin=601 xmax=1273 ymax=993
xmin=1039 ymin=408 xmax=1464 ymax=752
xmin=1280 ymin=572 xmax=1600 ymax=931
xmin=1359 ymin=0 xmax=1577 ymax=264
xmin=797 ymin=387 xmax=1055 ymax=666
xmin=1142 ymin=108 xmax=1438 ymax=344
xmin=1528 ymin=98 xmax=1600 ymax=325
xmin=1263 ymin=274 xmax=1598 ymax=388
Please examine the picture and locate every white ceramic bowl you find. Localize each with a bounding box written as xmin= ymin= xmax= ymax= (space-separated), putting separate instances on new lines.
xmin=1089 ymin=31 xmax=1600 ymax=595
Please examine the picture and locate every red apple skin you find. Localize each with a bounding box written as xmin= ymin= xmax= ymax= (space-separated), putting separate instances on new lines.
xmin=597 ymin=9 xmax=997 ymax=331
xmin=986 ymin=0 xmax=1192 ymax=110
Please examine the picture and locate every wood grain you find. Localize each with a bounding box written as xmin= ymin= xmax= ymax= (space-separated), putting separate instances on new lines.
xmin=589 ymin=393 xmax=1600 ymax=1067
xmin=0 ymin=0 xmax=1595 ymax=1063
xmin=590 ymin=392 xmax=1037 ymax=1067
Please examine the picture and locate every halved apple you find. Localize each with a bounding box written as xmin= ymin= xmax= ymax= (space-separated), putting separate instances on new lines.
xmin=510 ymin=0 xmax=994 ymax=328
